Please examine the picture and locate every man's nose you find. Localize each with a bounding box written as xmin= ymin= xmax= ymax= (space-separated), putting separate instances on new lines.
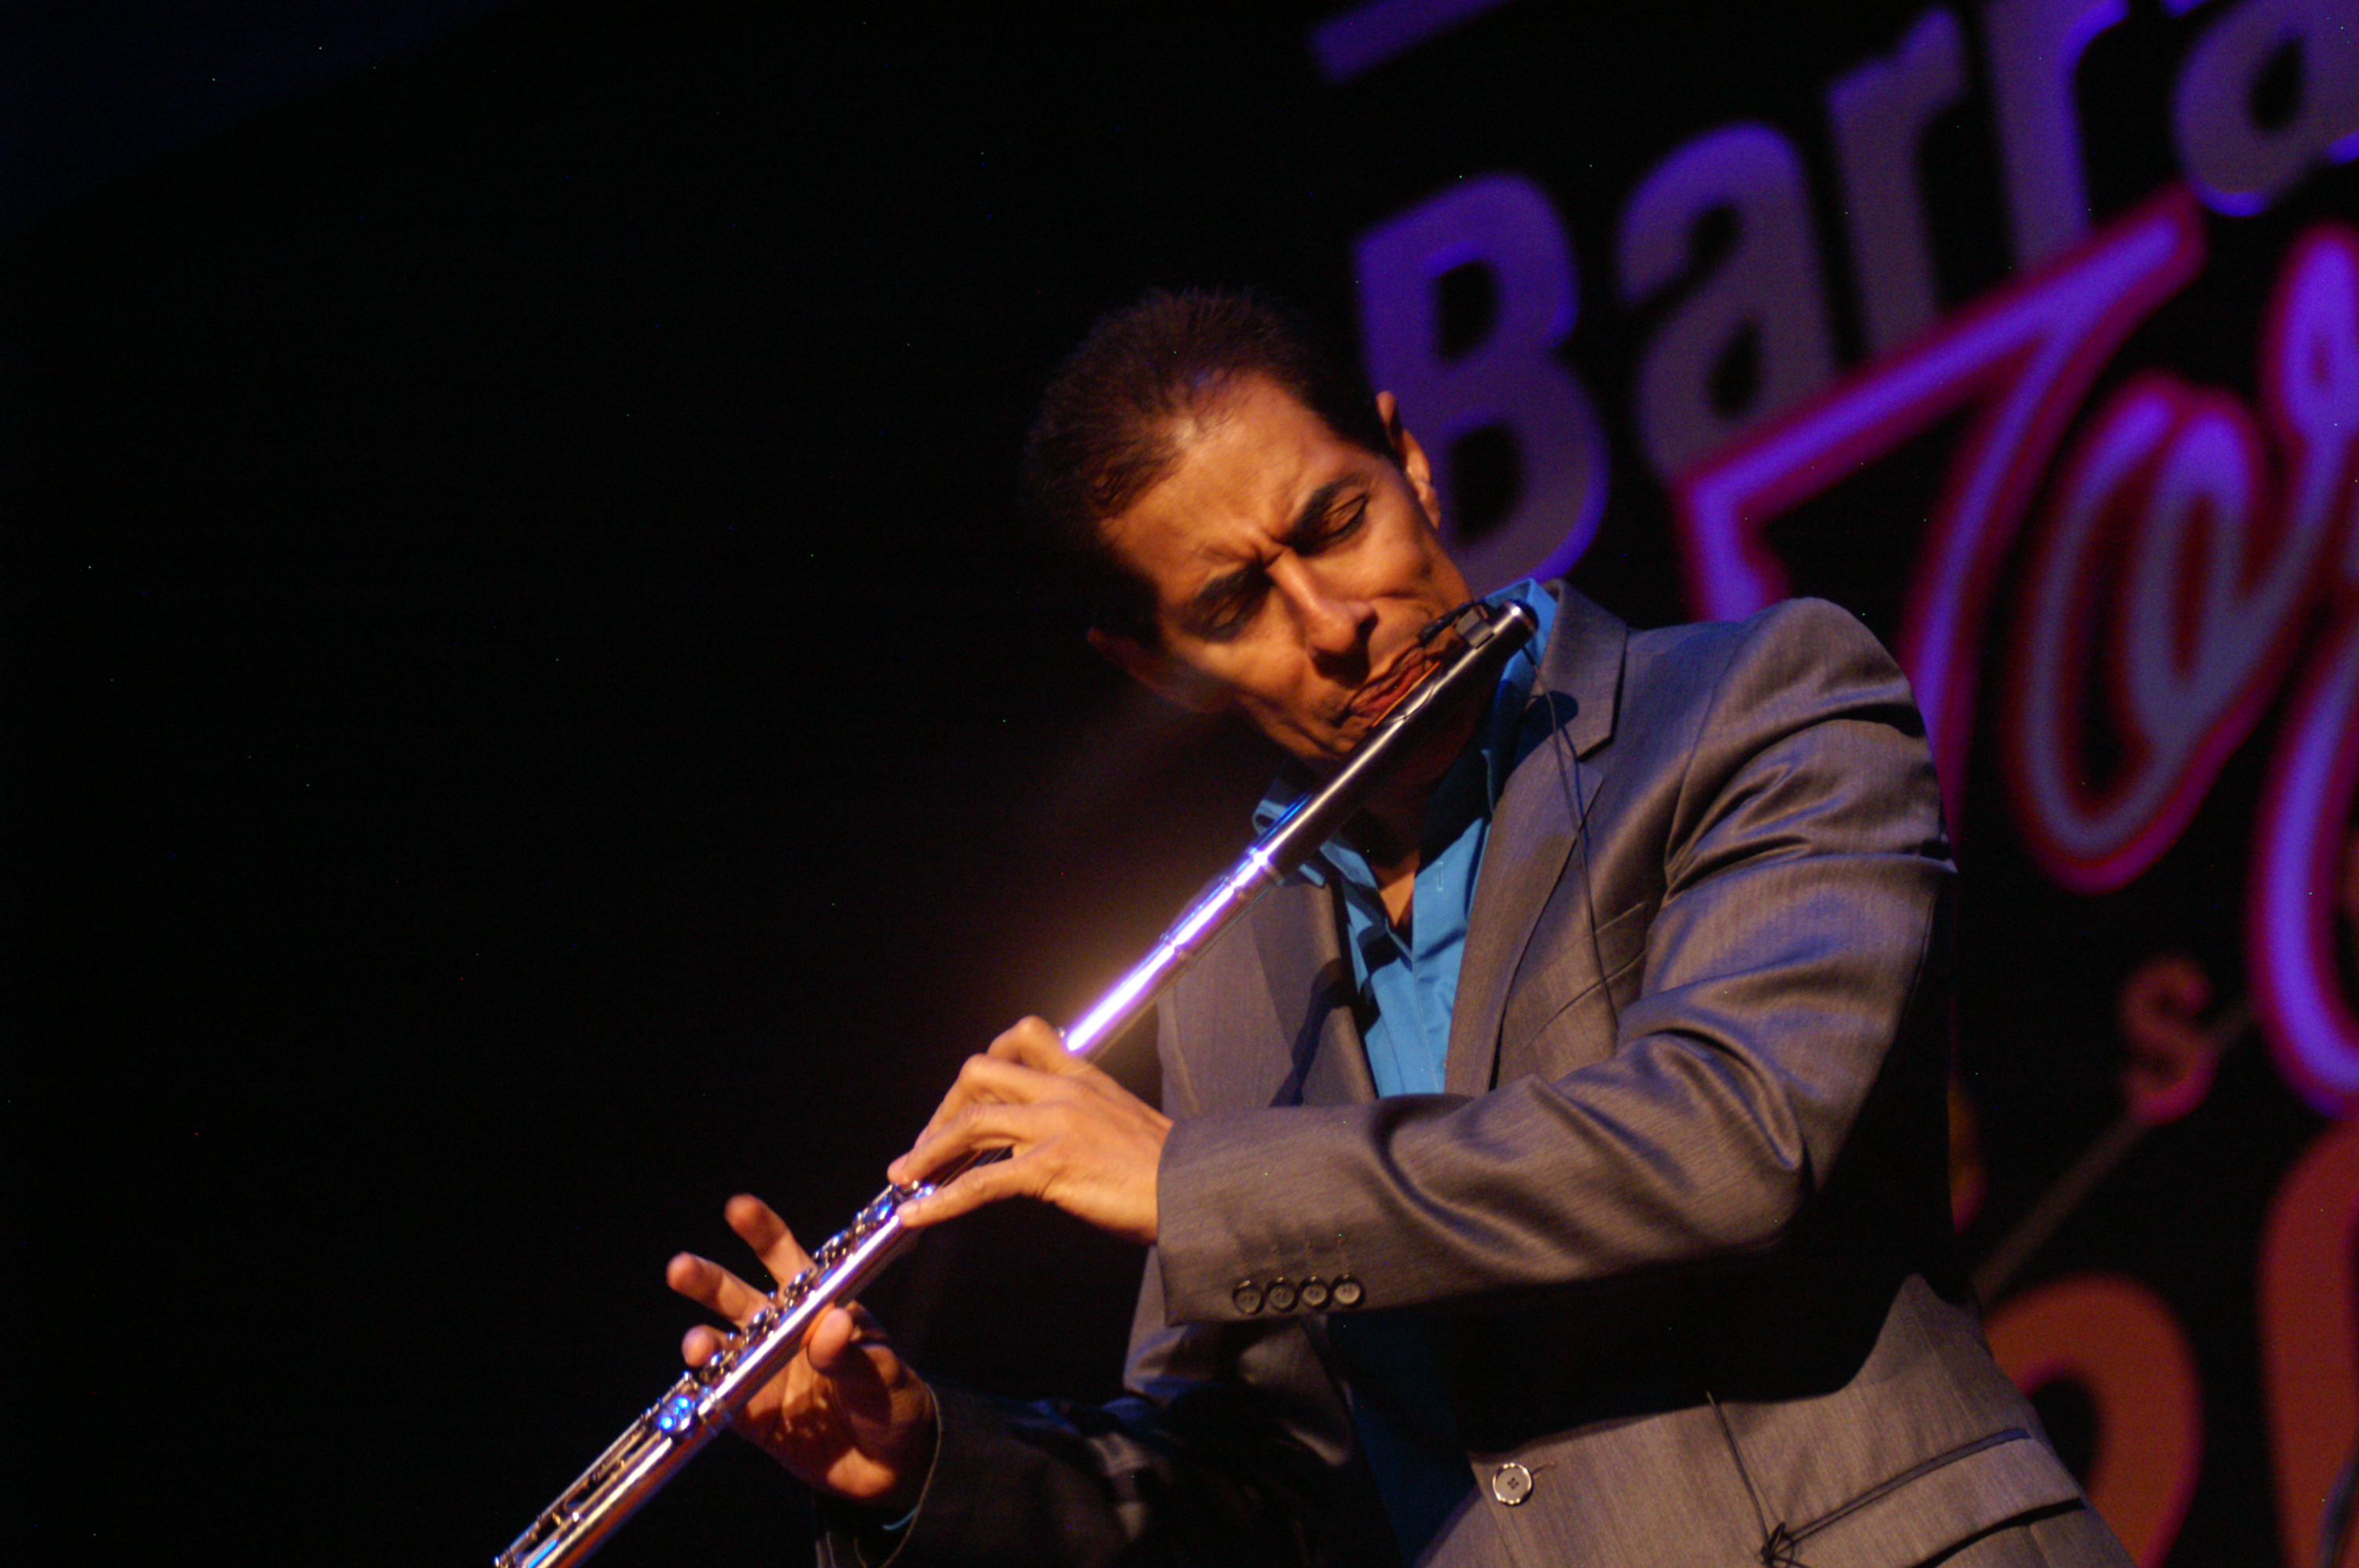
xmin=1281 ymin=560 xmax=1373 ymax=659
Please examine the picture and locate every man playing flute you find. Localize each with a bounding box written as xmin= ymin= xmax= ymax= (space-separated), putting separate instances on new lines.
xmin=668 ymin=289 xmax=2130 ymax=1568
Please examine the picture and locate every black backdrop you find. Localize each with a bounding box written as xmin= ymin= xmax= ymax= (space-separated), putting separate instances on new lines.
xmin=17 ymin=4 xmax=2357 ymax=1566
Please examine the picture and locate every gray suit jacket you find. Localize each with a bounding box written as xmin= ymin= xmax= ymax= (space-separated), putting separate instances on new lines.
xmin=846 ymin=590 xmax=2114 ymax=1568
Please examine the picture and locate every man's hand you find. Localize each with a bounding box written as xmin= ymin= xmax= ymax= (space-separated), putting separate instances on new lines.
xmin=888 ymin=1017 xmax=1172 ymax=1247
xmin=666 ymin=1194 xmax=936 ymax=1510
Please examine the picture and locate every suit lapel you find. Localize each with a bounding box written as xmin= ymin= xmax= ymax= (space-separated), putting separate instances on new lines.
xmin=1251 ymin=880 xmax=1378 ymax=1108
xmin=1444 ymin=589 xmax=1627 ymax=1097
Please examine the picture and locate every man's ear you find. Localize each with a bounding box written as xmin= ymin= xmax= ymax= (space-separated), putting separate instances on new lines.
xmin=1086 ymin=626 xmax=1231 ymax=714
xmin=1375 ymin=390 xmax=1443 ymax=528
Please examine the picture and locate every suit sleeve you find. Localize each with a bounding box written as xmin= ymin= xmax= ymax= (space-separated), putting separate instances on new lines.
xmin=1153 ymin=597 xmax=1954 ymax=1321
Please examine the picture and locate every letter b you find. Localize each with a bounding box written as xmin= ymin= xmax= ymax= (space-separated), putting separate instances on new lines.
xmin=1354 ymin=174 xmax=1607 ymax=591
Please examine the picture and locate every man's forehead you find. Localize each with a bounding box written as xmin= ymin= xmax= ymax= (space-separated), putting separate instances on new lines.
xmin=1113 ymin=378 xmax=1375 ymax=560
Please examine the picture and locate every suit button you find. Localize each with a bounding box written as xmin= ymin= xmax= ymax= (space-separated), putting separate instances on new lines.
xmin=1299 ymin=1276 xmax=1330 ymax=1309
xmin=1490 ymin=1461 xmax=1534 ymax=1506
xmin=1265 ymin=1277 xmax=1299 ymax=1312
xmin=1330 ymin=1275 xmax=1364 ymax=1308
xmin=1231 ymin=1280 xmax=1264 ymax=1316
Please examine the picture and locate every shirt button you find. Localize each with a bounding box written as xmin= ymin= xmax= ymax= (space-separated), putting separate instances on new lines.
xmin=1265 ymin=1277 xmax=1299 ymax=1312
xmin=1330 ymin=1275 xmax=1364 ymax=1308
xmin=1491 ymin=1461 xmax=1534 ymax=1506
xmin=1299 ymin=1276 xmax=1330 ymax=1309
xmin=1231 ymin=1280 xmax=1265 ymax=1316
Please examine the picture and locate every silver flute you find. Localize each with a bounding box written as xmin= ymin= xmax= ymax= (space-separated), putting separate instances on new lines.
xmin=497 ymin=597 xmax=1538 ymax=1568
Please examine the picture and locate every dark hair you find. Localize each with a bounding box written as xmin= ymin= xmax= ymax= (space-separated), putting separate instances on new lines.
xmin=1020 ymin=288 xmax=1392 ymax=641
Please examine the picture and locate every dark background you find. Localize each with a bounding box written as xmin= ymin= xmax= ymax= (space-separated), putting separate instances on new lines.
xmin=13 ymin=3 xmax=2351 ymax=1566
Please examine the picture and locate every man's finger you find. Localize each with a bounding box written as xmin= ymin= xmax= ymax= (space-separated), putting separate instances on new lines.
xmin=909 ymin=1018 xmax=1082 ymax=1147
xmin=987 ymin=1015 xmax=1078 ymax=1070
xmin=895 ymin=1145 xmax=1034 ymax=1229
xmin=725 ymin=1192 xmax=816 ymax=1287
xmin=889 ymin=1096 xmax=1054 ymax=1189
xmin=801 ymin=1304 xmax=879 ymax=1377
xmin=900 ymin=1054 xmax=1052 ymax=1166
xmin=681 ymin=1322 xmax=731 ymax=1368
xmin=666 ymin=1250 xmax=770 ymax=1324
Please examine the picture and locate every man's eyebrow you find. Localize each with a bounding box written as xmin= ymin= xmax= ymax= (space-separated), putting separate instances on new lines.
xmin=1180 ymin=477 xmax=1363 ymax=625
xmin=1184 ymin=561 xmax=1259 ymax=623
xmin=1283 ymin=477 xmax=1356 ymax=544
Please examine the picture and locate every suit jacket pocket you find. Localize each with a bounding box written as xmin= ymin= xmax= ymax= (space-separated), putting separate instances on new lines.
xmin=1779 ymin=1428 xmax=2087 ymax=1567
